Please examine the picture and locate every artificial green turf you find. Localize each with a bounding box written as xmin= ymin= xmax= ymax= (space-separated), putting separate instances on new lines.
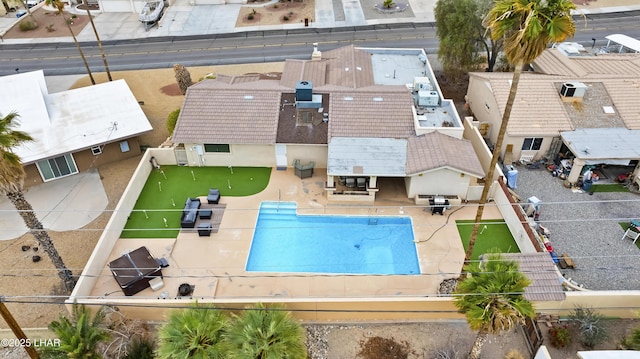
xmin=456 ymin=219 xmax=520 ymax=261
xmin=590 ymin=183 xmax=630 ymax=193
xmin=121 ymin=166 xmax=271 ymax=238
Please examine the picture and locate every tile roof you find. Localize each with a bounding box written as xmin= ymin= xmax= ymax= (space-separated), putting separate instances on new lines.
xmin=328 ymin=87 xmax=415 ymax=138
xmin=470 ymin=72 xmax=574 ymax=136
xmin=405 ymin=132 xmax=484 ymax=177
xmin=603 ymin=78 xmax=640 ymax=129
xmin=322 ymin=45 xmax=375 ymax=88
xmin=532 ymin=49 xmax=588 ymax=77
xmin=532 ymin=48 xmax=640 ymax=77
xmin=280 ymin=59 xmax=328 ymax=88
xmin=172 ymin=85 xmax=282 ymax=144
xmin=502 ymin=253 xmax=566 ymax=302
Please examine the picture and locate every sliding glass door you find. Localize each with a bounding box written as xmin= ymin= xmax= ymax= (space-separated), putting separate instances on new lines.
xmin=36 ymin=154 xmax=78 ymax=181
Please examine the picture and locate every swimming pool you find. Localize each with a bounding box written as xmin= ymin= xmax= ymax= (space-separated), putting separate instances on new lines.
xmin=246 ymin=202 xmax=420 ymax=275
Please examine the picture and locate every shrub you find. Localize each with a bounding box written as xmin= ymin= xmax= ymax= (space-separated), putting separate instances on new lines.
xmin=569 ymin=306 xmax=608 ymax=349
xmin=71 ymin=14 xmax=77 ymax=19
xmin=247 ymin=13 xmax=254 ymax=20
xmin=166 ymin=109 xmax=180 ymax=135
xmin=548 ymin=324 xmax=572 ymax=348
xmin=273 ymin=4 xmax=278 ymax=8
xmin=124 ymin=337 xmax=155 ymax=359
xmin=19 ymin=20 xmax=38 ymax=31
xmin=46 ymin=24 xmax=55 ymax=32
xmin=621 ymin=328 xmax=640 ymax=350
xmin=283 ymin=15 xmax=289 ymax=21
xmin=504 ymin=349 xmax=525 ymax=359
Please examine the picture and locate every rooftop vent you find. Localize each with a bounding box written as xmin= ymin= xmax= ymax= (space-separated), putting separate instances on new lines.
xmin=295 ymin=81 xmax=313 ymax=102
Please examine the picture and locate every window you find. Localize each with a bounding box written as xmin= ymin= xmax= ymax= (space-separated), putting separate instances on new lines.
xmin=522 ymin=137 xmax=543 ymax=151
xmin=120 ymin=141 xmax=130 ymax=153
xmin=36 ymin=154 xmax=78 ymax=181
xmin=91 ymin=146 xmax=102 ymax=155
xmin=204 ymin=144 xmax=230 ymax=153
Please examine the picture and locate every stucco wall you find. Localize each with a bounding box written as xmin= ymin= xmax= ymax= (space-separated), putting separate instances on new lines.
xmin=148 ymin=147 xmax=178 ymax=165
xmin=72 ymin=150 xmax=155 ymax=298
xmin=284 ymin=144 xmax=328 ymax=169
xmin=71 ymin=291 xmax=640 ymax=322
xmin=536 ymin=291 xmax=640 ymax=318
xmin=183 ymin=144 xmax=275 ymax=167
xmin=493 ymin=179 xmax=539 ymax=253
xmin=405 ymin=169 xmax=471 ymax=199
xmin=74 ymin=138 xmax=143 ymax=172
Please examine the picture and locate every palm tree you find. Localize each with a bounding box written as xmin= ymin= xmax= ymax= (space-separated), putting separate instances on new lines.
xmin=462 ymin=0 xmax=576 ymax=269
xmin=224 ymin=302 xmax=307 ymax=359
xmin=156 ymin=304 xmax=228 ymax=359
xmin=48 ymin=302 xmax=109 ymax=358
xmin=454 ymin=253 xmax=535 ymax=359
xmin=81 ymin=0 xmax=112 ymax=81
xmin=0 ymin=112 xmax=76 ymax=293
xmin=45 ymin=0 xmax=96 ymax=85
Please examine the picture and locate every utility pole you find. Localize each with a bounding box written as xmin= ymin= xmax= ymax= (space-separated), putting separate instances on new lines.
xmin=0 ymin=297 xmax=39 ymax=359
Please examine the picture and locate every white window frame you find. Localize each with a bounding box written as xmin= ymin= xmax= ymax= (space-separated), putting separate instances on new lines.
xmin=91 ymin=145 xmax=102 ymax=155
xmin=36 ymin=154 xmax=79 ymax=182
xmin=522 ymin=137 xmax=543 ymax=151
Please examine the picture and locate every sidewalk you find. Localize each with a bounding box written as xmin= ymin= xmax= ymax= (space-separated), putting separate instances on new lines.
xmin=2 ymin=0 xmax=638 ymax=45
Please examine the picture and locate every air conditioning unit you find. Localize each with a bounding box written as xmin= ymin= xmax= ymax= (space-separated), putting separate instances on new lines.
xmin=413 ymin=77 xmax=432 ymax=92
xmin=560 ymin=82 xmax=587 ymax=98
xmin=418 ymin=91 xmax=439 ymax=106
xmin=560 ymin=82 xmax=576 ymax=97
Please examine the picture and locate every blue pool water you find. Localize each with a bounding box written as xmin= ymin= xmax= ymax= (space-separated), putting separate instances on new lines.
xmin=246 ymin=202 xmax=420 ymax=274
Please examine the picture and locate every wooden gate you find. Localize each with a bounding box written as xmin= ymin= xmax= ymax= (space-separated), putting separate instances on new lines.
xmin=520 ymin=316 xmax=543 ymax=358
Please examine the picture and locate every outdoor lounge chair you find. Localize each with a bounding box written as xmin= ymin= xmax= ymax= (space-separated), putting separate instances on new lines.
xmin=622 ymin=228 xmax=640 ymax=244
xmin=345 ymin=178 xmax=355 ymax=188
xmin=356 ymin=177 xmax=366 ymax=189
xmin=207 ymin=188 xmax=220 ymax=204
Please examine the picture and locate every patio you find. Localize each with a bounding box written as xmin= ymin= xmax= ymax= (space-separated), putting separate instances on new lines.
xmin=90 ymin=167 xmax=504 ymax=300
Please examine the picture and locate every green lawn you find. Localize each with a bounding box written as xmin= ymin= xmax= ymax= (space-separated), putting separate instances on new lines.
xmin=122 ymin=166 xmax=271 ymax=238
xmin=590 ymin=183 xmax=630 ymax=193
xmin=456 ymin=220 xmax=520 ymax=261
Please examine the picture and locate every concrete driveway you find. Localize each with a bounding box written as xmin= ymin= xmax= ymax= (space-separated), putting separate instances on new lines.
xmin=0 ymin=169 xmax=107 ymax=241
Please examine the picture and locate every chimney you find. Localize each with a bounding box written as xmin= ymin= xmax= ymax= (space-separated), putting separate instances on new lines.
xmin=312 ymin=42 xmax=322 ymax=61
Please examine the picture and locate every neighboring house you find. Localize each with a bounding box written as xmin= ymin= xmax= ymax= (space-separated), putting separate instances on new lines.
xmin=172 ymin=45 xmax=485 ymax=203
xmin=0 ymin=70 xmax=153 ymax=184
xmin=465 ymin=43 xmax=640 ymax=184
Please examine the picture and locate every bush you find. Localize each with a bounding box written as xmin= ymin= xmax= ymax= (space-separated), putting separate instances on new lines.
xmin=247 ymin=13 xmax=254 ymax=20
xmin=19 ymin=20 xmax=38 ymax=31
xmin=166 ymin=109 xmax=180 ymax=135
xmin=283 ymin=15 xmax=289 ymax=21
xmin=569 ymin=306 xmax=608 ymax=349
xmin=548 ymin=324 xmax=572 ymax=348
xmin=46 ymin=24 xmax=55 ymax=32
xmin=124 ymin=337 xmax=155 ymax=359
xmin=621 ymin=328 xmax=640 ymax=350
xmin=273 ymin=4 xmax=278 ymax=8
xmin=504 ymin=349 xmax=525 ymax=359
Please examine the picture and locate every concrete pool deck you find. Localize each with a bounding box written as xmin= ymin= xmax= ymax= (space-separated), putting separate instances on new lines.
xmin=90 ymin=167 xmax=503 ymax=300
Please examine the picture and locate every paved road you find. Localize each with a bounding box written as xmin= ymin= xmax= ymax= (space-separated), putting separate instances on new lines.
xmin=1 ymin=11 xmax=640 ymax=76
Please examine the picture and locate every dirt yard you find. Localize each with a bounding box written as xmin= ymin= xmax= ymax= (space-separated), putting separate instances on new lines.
xmin=3 ymin=6 xmax=91 ymax=39
xmin=236 ymin=0 xmax=315 ymax=27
